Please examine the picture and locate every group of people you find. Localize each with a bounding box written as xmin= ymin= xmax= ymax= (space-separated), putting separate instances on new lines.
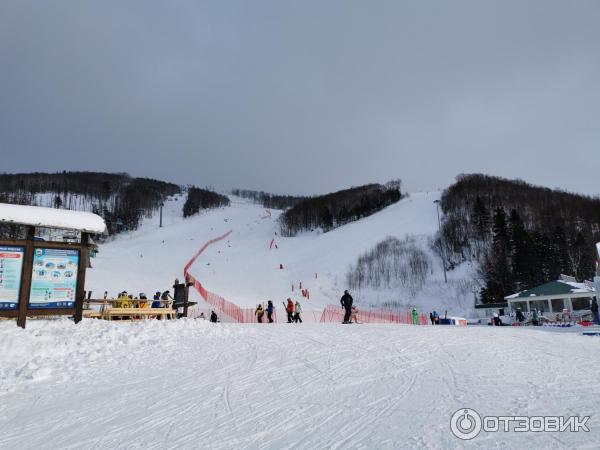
xmin=254 ymin=300 xmax=275 ymax=323
xmin=110 ymin=290 xmax=171 ymax=309
xmin=254 ymin=299 xmax=303 ymax=323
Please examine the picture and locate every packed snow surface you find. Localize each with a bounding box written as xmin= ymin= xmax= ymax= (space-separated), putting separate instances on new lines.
xmin=87 ymin=193 xmax=475 ymax=316
xmin=0 ymin=319 xmax=599 ymax=449
xmin=0 ymin=202 xmax=106 ymax=233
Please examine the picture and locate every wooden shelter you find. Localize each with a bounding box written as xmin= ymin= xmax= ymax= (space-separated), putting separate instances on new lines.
xmin=0 ymin=203 xmax=106 ymax=328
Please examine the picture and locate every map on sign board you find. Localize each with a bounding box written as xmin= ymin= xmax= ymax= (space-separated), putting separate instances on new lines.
xmin=0 ymin=246 xmax=25 ymax=310
xmin=29 ymin=248 xmax=79 ymax=309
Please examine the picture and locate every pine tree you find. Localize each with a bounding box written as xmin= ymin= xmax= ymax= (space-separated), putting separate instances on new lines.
xmin=508 ymin=209 xmax=533 ymax=289
xmin=481 ymin=208 xmax=513 ymax=302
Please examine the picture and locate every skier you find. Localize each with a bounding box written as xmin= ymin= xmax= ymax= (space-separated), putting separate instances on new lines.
xmin=591 ymin=298 xmax=599 ymax=325
xmin=340 ymin=290 xmax=353 ymax=323
xmin=411 ymin=307 xmax=419 ymax=325
xmin=255 ymin=304 xmax=265 ymax=323
xmin=267 ymin=300 xmax=274 ymax=323
xmin=532 ymin=308 xmax=539 ymax=326
xmin=210 ymin=310 xmax=218 ymax=323
xmin=429 ymin=311 xmax=435 ymax=325
xmin=286 ymin=298 xmax=294 ymax=323
xmin=294 ymin=301 xmax=303 ymax=323
xmin=433 ymin=310 xmax=439 ymax=325
xmin=516 ymin=308 xmax=525 ymax=323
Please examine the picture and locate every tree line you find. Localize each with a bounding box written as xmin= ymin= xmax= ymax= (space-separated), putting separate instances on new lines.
xmin=438 ymin=174 xmax=600 ymax=303
xmin=0 ymin=172 xmax=180 ymax=237
xmin=279 ymin=180 xmax=402 ymax=236
xmin=183 ymin=186 xmax=230 ymax=218
xmin=231 ymin=189 xmax=306 ymax=210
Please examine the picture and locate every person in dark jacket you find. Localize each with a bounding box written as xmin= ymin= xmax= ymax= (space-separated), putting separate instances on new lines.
xmin=340 ymin=290 xmax=353 ymax=324
xmin=266 ymin=300 xmax=274 ymax=323
xmin=516 ymin=308 xmax=525 ymax=323
xmin=210 ymin=310 xmax=218 ymax=323
xmin=591 ymin=298 xmax=599 ymax=325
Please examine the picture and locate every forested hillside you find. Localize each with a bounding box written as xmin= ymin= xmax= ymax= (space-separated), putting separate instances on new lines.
xmin=439 ymin=174 xmax=600 ymax=303
xmin=0 ymin=172 xmax=180 ymax=237
xmin=279 ymin=180 xmax=402 ymax=236
xmin=183 ymin=186 xmax=230 ymax=217
xmin=231 ymin=189 xmax=306 ymax=210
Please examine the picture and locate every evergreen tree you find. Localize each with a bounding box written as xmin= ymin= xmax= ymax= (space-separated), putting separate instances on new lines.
xmin=481 ymin=208 xmax=512 ymax=302
xmin=508 ymin=209 xmax=533 ymax=289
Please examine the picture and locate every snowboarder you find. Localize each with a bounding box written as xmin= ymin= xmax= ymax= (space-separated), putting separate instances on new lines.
xmin=294 ymin=301 xmax=303 ymax=323
xmin=429 ymin=312 xmax=435 ymax=325
xmin=255 ymin=304 xmax=265 ymax=323
xmin=210 ymin=310 xmax=218 ymax=323
xmin=267 ymin=300 xmax=274 ymax=323
xmin=411 ymin=308 xmax=419 ymax=325
xmin=285 ymin=298 xmax=294 ymax=323
xmin=433 ymin=310 xmax=439 ymax=325
xmin=340 ymin=290 xmax=353 ymax=323
xmin=592 ymin=298 xmax=599 ymax=325
xmin=492 ymin=313 xmax=503 ymax=326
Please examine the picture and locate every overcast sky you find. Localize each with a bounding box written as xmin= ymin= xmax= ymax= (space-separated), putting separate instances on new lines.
xmin=1 ymin=1 xmax=599 ymax=196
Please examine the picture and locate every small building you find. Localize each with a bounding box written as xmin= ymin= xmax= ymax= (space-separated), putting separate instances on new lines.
xmin=505 ymin=276 xmax=596 ymax=317
xmin=474 ymin=302 xmax=508 ymax=319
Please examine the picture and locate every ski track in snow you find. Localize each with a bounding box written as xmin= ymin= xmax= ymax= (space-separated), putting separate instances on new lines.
xmin=1 ymin=320 xmax=599 ymax=449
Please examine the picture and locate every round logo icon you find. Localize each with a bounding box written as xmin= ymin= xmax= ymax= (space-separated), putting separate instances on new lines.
xmin=450 ymin=408 xmax=482 ymax=440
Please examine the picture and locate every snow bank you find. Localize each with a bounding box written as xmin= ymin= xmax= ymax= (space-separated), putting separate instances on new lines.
xmin=1 ymin=320 xmax=599 ymax=448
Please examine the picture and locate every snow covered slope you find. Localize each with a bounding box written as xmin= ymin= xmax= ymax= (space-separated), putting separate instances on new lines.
xmin=1 ymin=319 xmax=599 ymax=449
xmin=87 ymin=192 xmax=475 ymax=315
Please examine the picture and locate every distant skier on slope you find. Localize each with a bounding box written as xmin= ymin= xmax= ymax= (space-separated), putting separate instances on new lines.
xmin=267 ymin=300 xmax=274 ymax=323
xmin=340 ymin=290 xmax=353 ymax=324
xmin=210 ymin=310 xmax=218 ymax=323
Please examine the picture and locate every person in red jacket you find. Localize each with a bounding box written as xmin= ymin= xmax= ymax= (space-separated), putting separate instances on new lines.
xmin=286 ymin=298 xmax=294 ymax=323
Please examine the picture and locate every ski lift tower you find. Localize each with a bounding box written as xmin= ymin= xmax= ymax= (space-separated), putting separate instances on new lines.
xmin=0 ymin=203 xmax=106 ymax=328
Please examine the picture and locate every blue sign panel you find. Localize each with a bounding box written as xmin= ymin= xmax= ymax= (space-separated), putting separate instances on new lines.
xmin=29 ymin=248 xmax=79 ymax=309
xmin=0 ymin=246 xmax=25 ymax=310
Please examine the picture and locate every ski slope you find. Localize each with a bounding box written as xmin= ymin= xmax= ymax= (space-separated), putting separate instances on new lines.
xmin=87 ymin=192 xmax=475 ymax=316
xmin=1 ymin=319 xmax=599 ymax=449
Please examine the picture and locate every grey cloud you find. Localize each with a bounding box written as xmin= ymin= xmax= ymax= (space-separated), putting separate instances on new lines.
xmin=1 ymin=1 xmax=599 ymax=196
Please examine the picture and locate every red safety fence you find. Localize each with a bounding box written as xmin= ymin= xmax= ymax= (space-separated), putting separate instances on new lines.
xmin=319 ymin=305 xmax=429 ymax=325
xmin=184 ymin=231 xmax=429 ymax=326
xmin=184 ymin=230 xmax=246 ymax=323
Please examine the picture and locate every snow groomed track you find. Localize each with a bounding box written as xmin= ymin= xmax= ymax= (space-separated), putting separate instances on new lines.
xmin=1 ymin=319 xmax=599 ymax=449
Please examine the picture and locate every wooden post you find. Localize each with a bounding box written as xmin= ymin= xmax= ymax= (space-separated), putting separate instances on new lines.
xmin=16 ymin=226 xmax=35 ymax=329
xmin=183 ymin=277 xmax=190 ymax=318
xmin=74 ymin=232 xmax=89 ymax=324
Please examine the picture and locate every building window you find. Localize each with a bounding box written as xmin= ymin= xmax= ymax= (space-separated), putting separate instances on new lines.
xmin=571 ymin=297 xmax=592 ymax=311
xmin=512 ymin=301 xmax=529 ymax=312
xmin=531 ymin=300 xmax=549 ymax=313
xmin=550 ymin=298 xmax=564 ymax=312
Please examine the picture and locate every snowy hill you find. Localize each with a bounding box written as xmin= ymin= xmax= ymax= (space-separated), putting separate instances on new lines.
xmin=87 ymin=192 xmax=476 ymax=316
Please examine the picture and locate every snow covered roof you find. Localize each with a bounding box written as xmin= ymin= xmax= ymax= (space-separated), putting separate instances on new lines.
xmin=505 ymin=280 xmax=595 ymax=300
xmin=0 ymin=203 xmax=107 ymax=234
